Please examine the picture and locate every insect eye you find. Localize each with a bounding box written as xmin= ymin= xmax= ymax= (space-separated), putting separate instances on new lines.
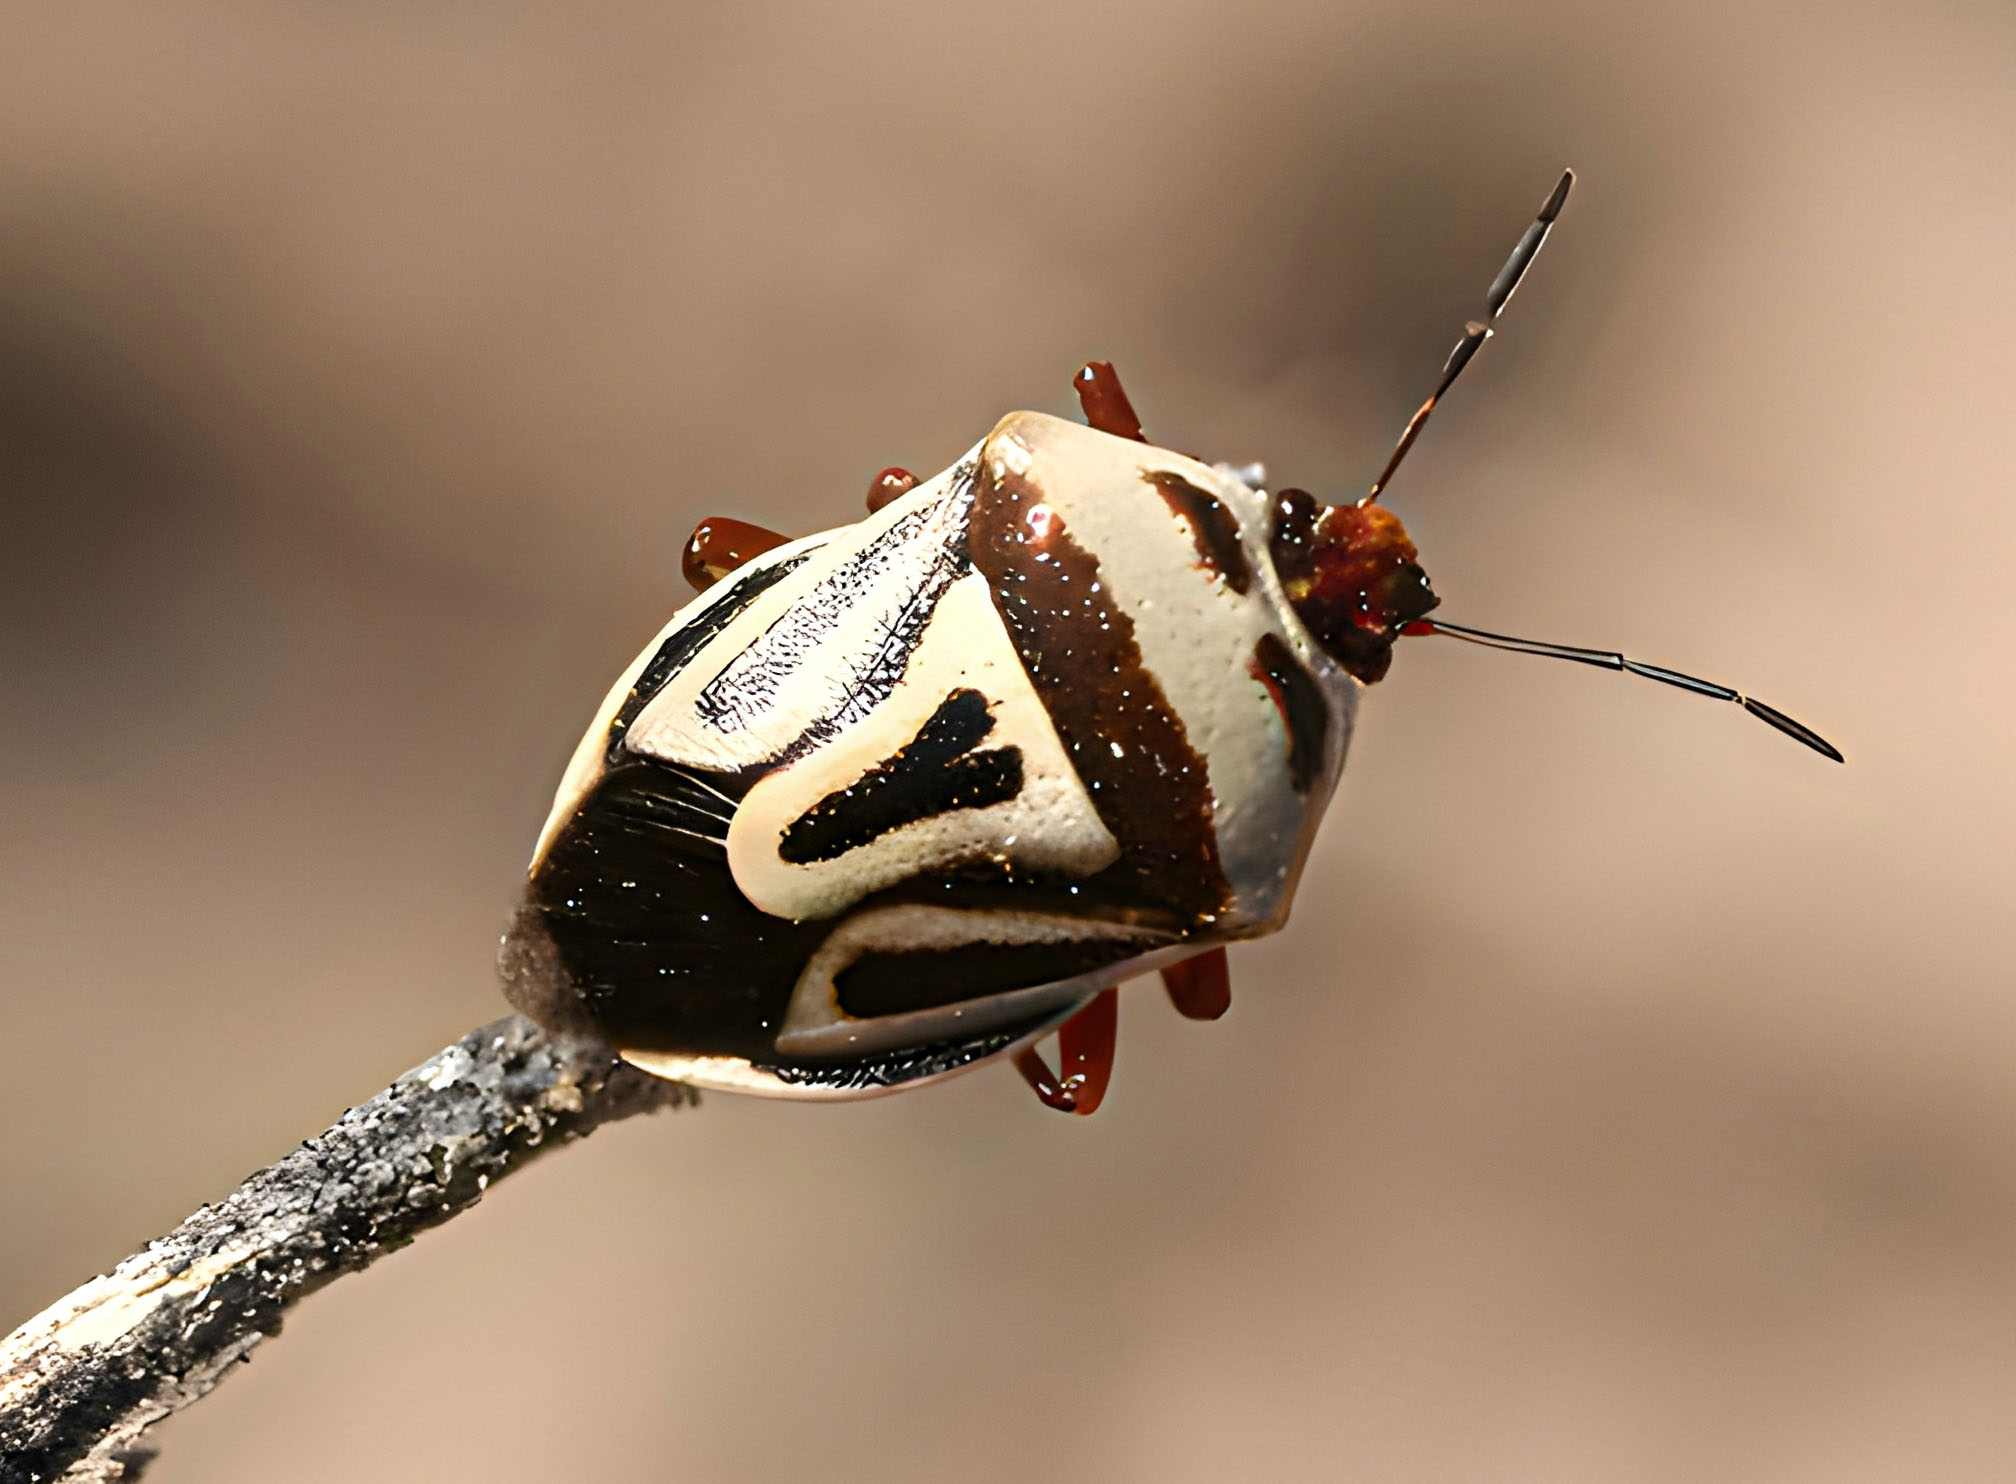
xmin=1271 ymin=488 xmax=1320 ymax=548
xmin=1368 ymin=562 xmax=1439 ymax=627
xmin=1265 ymin=495 xmax=1434 ymax=684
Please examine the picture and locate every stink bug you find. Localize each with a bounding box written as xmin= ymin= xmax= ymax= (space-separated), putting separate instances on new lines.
xmin=500 ymin=168 xmax=1839 ymax=1114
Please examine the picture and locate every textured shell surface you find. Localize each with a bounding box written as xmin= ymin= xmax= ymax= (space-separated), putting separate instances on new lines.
xmin=503 ymin=413 xmax=1361 ymax=1098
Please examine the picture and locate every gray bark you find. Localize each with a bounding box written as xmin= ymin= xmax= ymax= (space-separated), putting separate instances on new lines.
xmin=0 ymin=1015 xmax=693 ymax=1483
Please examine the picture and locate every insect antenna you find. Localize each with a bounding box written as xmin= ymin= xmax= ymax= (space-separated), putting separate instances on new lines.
xmin=1363 ymin=168 xmax=1574 ymax=506
xmin=1405 ymin=617 xmax=1844 ymax=762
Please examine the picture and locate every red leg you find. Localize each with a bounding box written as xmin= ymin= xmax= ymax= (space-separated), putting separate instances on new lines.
xmin=1162 ymin=947 xmax=1231 ymax=1021
xmin=1074 ymin=361 xmax=1148 ymax=442
xmin=1013 ymin=1046 xmax=1073 ymax=1112
xmin=1013 ymin=987 xmax=1119 ymax=1115
xmin=865 ymin=466 xmax=918 ymax=513
xmin=1058 ymin=987 xmax=1118 ymax=1115
xmin=682 ymin=516 xmax=789 ymax=592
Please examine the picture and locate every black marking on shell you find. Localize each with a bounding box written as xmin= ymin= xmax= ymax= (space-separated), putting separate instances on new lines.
xmin=524 ymin=761 xmax=822 ymax=1061
xmin=513 ymin=455 xmax=1234 ymax=1077
xmin=968 ymin=457 xmax=1232 ymax=921
xmin=694 ymin=464 xmax=976 ymax=763
xmin=609 ymin=554 xmax=808 ymax=762
xmin=778 ymin=688 xmax=1023 ymax=864
xmin=834 ymin=937 xmax=1143 ymax=1021
xmin=765 ymin=1025 xmax=1034 ymax=1091
xmin=1147 ymin=470 xmax=1251 ymax=594
xmin=1250 ymin=632 xmax=1329 ymax=793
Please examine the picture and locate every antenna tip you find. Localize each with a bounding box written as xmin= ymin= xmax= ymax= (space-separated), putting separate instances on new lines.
xmin=1740 ymin=696 xmax=1844 ymax=763
xmin=1540 ymin=169 xmax=1575 ymax=222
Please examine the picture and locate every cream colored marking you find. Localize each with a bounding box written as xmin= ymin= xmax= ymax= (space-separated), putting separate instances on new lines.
xmin=615 ymin=1049 xmax=872 ymax=1098
xmin=527 ymin=527 xmax=836 ymax=873
xmin=535 ymin=416 xmax=1359 ymax=942
xmin=531 ymin=636 xmax=659 ymax=873
xmin=980 ymin=413 xmax=1358 ymax=930
xmin=619 ymin=982 xmax=1093 ymax=1101
xmin=989 ymin=430 xmax=1035 ymax=479
xmin=726 ymin=574 xmax=1118 ymax=921
xmin=624 ymin=449 xmax=982 ymax=774
xmin=0 ymin=1247 xmax=252 ymax=1409
xmin=617 ymin=941 xmax=1225 ymax=1102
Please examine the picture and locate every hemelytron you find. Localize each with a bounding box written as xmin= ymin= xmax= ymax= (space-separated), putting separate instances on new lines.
xmin=500 ymin=168 xmax=1840 ymax=1115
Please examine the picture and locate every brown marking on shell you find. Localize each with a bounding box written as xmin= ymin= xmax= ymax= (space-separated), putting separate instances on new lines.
xmin=968 ymin=455 xmax=1231 ymax=922
xmin=1249 ymin=631 xmax=1328 ymax=793
xmin=1146 ymin=470 xmax=1252 ymax=594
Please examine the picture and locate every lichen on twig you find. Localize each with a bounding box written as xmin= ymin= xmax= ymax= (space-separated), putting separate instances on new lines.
xmin=0 ymin=1015 xmax=692 ymax=1484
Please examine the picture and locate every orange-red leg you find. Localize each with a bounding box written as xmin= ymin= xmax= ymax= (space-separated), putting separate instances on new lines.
xmin=1074 ymin=361 xmax=1148 ymax=442
xmin=1012 ymin=1046 xmax=1071 ymax=1111
xmin=682 ymin=516 xmax=789 ymax=592
xmin=1162 ymin=947 xmax=1231 ymax=1021
xmin=1013 ymin=987 xmax=1119 ymax=1115
xmin=865 ymin=466 xmax=918 ymax=513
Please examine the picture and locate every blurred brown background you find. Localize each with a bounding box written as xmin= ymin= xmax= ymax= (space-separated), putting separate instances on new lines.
xmin=4 ymin=2 xmax=2012 ymax=1480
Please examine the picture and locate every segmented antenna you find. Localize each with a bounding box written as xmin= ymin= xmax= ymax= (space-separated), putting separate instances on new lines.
xmin=1405 ymin=617 xmax=1844 ymax=762
xmin=1363 ymin=169 xmax=1574 ymax=506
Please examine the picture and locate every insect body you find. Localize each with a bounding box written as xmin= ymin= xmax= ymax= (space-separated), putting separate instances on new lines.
xmin=501 ymin=170 xmax=1838 ymax=1114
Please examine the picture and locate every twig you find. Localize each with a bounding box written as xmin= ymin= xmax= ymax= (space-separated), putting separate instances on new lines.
xmin=0 ymin=1014 xmax=694 ymax=1483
